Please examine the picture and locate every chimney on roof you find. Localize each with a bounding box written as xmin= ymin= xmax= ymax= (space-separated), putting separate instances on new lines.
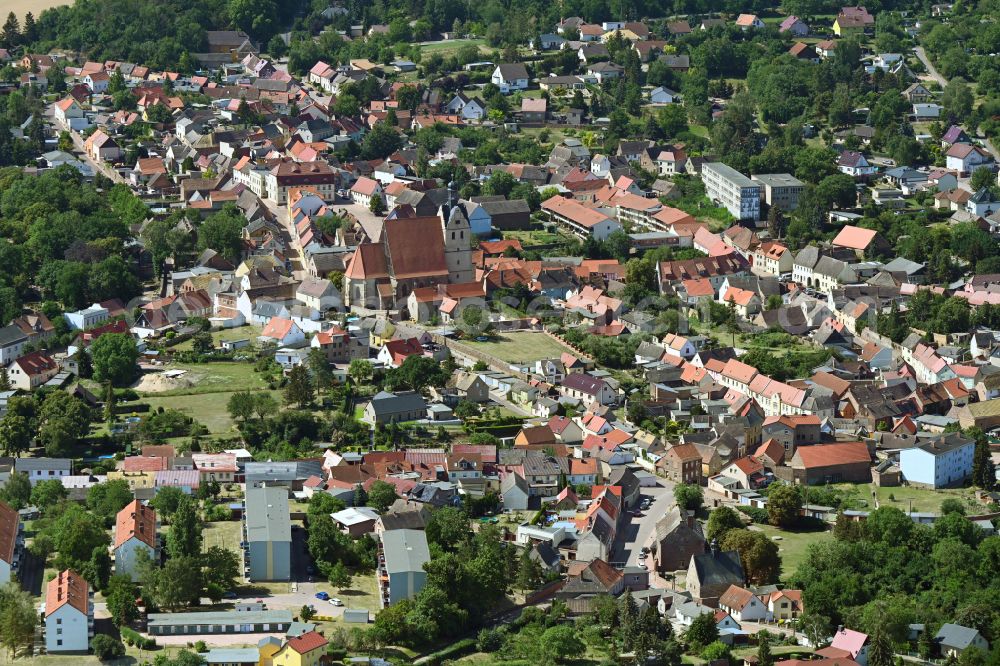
xmin=709 ymin=538 xmax=719 ymax=555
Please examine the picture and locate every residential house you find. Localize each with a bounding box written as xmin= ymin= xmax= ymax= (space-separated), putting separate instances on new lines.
xmin=935 ymin=624 xmax=989 ymax=659
xmin=15 ymin=458 xmax=71 ymax=485
xmin=779 ymin=16 xmax=809 ymax=36
xmin=788 ymin=441 xmax=871 ymax=484
xmin=8 ymin=351 xmax=59 ymax=390
xmin=244 ymin=486 xmax=291 ymax=582
xmin=833 ymin=6 xmax=875 ymax=37
xmin=380 ymin=529 xmax=430 ymax=606
xmin=719 ymin=584 xmax=768 ymax=622
xmin=560 ymin=373 xmax=617 ymax=406
xmin=898 ymin=433 xmax=974 ymax=488
xmin=363 ymin=391 xmax=428 ymax=424
xmin=45 ymin=570 xmax=93 ymax=652
xmin=830 ymin=627 xmax=870 ymax=666
xmin=837 ymin=151 xmax=877 ymax=178
xmin=649 ymin=506 xmax=705 ymax=573
xmin=945 ymin=144 xmax=993 ymax=176
xmin=113 ymin=500 xmax=157 ymax=581
xmin=491 ymin=64 xmax=530 ymax=93
xmin=258 ymin=631 xmax=328 ymax=666
xmin=0 ymin=500 xmax=21 ymax=584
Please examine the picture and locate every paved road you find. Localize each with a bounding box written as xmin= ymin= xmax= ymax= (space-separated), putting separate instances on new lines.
xmin=913 ymin=46 xmax=1000 ymax=161
xmin=611 ymin=480 xmax=675 ymax=568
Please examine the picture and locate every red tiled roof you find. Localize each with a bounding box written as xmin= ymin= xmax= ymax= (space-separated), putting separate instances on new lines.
xmin=114 ymin=500 xmax=156 ymax=549
xmin=46 ymin=569 xmax=89 ymax=617
xmin=286 ymin=631 xmax=328 ymax=654
xmin=793 ymin=442 xmax=870 ymax=469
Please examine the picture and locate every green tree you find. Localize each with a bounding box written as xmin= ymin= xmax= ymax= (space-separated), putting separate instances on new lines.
xmin=868 ymin=625 xmax=894 ymax=666
xmin=674 ymin=483 xmax=704 ymax=511
xmin=105 ymin=575 xmax=140 ymax=626
xmin=767 ymin=484 xmax=802 ymax=527
xmin=539 ymin=624 xmax=584 ymax=663
xmin=361 ymin=121 xmax=402 ymax=160
xmin=0 ymin=582 xmax=36 ymax=660
xmin=706 ymin=506 xmax=744 ymax=542
xmin=366 ymin=480 xmax=398 ymax=513
xmin=284 ymin=365 xmax=315 ymax=407
xmin=30 ymin=479 xmax=68 ymax=512
xmin=167 ymin=496 xmax=203 ymax=559
xmin=348 ymin=359 xmax=374 ymax=385
xmin=720 ymin=529 xmax=781 ymax=584
xmin=686 ymin=610 xmax=719 ymax=650
xmin=515 ymin=547 xmax=542 ymax=590
xmin=941 ymin=78 xmax=974 ymax=122
xmin=90 ymin=333 xmax=139 ymax=386
xmin=971 ymin=430 xmax=996 ymax=490
xmin=970 ymin=168 xmax=996 ymax=192
xmin=758 ymin=631 xmax=774 ymax=666
xmin=91 ymin=634 xmax=126 ymax=661
xmin=197 ymin=204 xmax=246 ymax=262
xmin=0 ymin=472 xmax=31 ymax=509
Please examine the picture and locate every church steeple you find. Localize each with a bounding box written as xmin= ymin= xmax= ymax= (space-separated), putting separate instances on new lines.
xmin=441 ymin=182 xmax=474 ymax=284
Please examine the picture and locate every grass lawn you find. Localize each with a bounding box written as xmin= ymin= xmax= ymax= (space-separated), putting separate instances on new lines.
xmin=463 ymin=331 xmax=575 ymax=364
xmin=172 ymin=325 xmax=262 ymax=351
xmin=840 ymin=483 xmax=979 ymax=514
xmin=202 ymin=518 xmax=243 ymax=556
xmin=141 ymin=361 xmax=269 ymax=396
xmin=751 ymin=523 xmax=833 ymax=581
xmin=139 ymin=390 xmax=281 ymax=434
xmin=419 ymin=38 xmax=488 ymax=56
xmin=503 ymin=228 xmax=571 ymax=246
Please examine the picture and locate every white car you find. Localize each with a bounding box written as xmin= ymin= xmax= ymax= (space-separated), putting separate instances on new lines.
xmin=329 ymin=598 xmax=344 ymax=606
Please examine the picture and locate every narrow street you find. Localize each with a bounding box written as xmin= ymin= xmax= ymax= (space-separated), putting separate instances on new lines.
xmin=611 ymin=480 xmax=675 ymax=567
xmin=913 ymin=46 xmax=1000 ymax=161
xmin=262 ymin=198 xmax=308 ymax=281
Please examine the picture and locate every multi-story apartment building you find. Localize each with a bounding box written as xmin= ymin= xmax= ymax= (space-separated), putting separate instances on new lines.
xmin=703 ymin=162 xmax=761 ymax=221
xmin=751 ymin=173 xmax=805 ymax=212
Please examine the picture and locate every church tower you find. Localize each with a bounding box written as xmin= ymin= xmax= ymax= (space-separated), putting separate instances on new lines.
xmin=440 ymin=182 xmax=474 ymax=284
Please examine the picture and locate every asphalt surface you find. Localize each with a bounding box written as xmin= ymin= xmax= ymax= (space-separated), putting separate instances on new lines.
xmin=611 ymin=480 xmax=675 ymax=568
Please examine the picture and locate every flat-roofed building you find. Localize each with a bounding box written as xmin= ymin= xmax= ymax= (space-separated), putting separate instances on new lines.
xmin=703 ymin=162 xmax=761 ymax=221
xmin=243 ymin=487 xmax=291 ymax=581
xmin=752 ymin=173 xmax=805 ymax=212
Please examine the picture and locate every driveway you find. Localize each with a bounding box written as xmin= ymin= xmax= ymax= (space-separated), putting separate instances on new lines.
xmin=610 ymin=480 xmax=675 ymax=567
xmin=913 ymin=46 xmax=947 ymax=88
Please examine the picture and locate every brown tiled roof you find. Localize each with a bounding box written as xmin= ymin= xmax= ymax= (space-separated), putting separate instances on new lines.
xmin=0 ymin=500 xmax=18 ymax=565
xmin=383 ymin=217 xmax=448 ymax=279
xmin=719 ymin=584 xmax=756 ymax=609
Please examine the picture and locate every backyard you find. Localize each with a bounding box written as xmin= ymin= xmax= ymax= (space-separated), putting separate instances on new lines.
xmin=829 ymin=482 xmax=980 ymax=514
xmin=171 ymin=325 xmax=262 ymax=351
xmin=750 ymin=523 xmax=833 ymax=581
xmin=463 ymin=331 xmax=575 ymax=364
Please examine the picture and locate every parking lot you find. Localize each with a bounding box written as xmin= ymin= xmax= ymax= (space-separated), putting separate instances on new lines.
xmin=611 ymin=479 xmax=676 ymax=568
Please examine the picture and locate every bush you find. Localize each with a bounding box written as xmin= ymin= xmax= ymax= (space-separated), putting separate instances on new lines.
xmin=91 ymin=634 xmax=126 ymax=661
xmin=421 ymin=638 xmax=477 ymax=666
xmin=736 ymin=506 xmax=770 ymax=523
xmin=194 ymin=640 xmax=207 ymax=652
xmin=121 ymin=626 xmax=156 ymax=649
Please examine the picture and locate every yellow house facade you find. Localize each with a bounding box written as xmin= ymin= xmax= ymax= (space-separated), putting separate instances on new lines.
xmin=258 ymin=631 xmax=327 ymax=666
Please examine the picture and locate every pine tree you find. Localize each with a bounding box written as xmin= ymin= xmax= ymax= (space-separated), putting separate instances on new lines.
xmin=22 ymin=12 xmax=37 ymax=43
xmin=0 ymin=368 xmax=10 ymax=391
xmin=620 ymin=590 xmax=639 ymax=651
xmin=515 ymin=547 xmax=542 ymax=591
xmin=284 ymin=365 xmax=314 ymax=407
xmin=103 ymin=382 xmax=117 ymax=422
xmin=758 ymin=631 xmax=775 ymax=666
xmin=868 ymin=626 xmax=894 ymax=666
xmin=1 ymin=13 xmax=21 ymax=49
xmin=971 ymin=433 xmax=996 ymax=490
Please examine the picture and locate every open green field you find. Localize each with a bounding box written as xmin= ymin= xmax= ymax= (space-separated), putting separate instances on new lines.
xmin=419 ymin=38 xmax=488 ymax=56
xmin=463 ymin=331 xmax=575 ymax=364
xmin=829 ymin=482 xmax=980 ymax=514
xmin=751 ymin=523 xmax=833 ymax=580
xmin=138 ymin=389 xmax=281 ymax=434
xmin=172 ymin=325 xmax=262 ymax=351
xmin=137 ymin=361 xmax=269 ymax=395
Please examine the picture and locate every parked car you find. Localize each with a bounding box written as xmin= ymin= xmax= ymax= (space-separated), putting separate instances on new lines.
xmin=329 ymin=598 xmax=344 ymax=606
xmin=315 ymin=591 xmax=330 ymax=601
